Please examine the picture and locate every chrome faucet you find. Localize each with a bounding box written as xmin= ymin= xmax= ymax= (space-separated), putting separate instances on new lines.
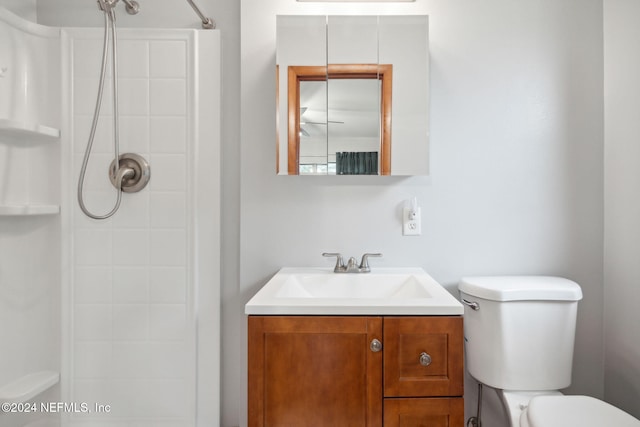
xmin=322 ymin=252 xmax=382 ymax=273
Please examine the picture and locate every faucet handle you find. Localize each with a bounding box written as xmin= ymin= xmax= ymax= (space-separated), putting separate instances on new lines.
xmin=322 ymin=253 xmax=345 ymax=272
xmin=359 ymin=253 xmax=382 ymax=271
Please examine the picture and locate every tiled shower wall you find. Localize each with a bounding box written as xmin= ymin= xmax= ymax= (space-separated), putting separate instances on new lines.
xmin=63 ymin=29 xmax=202 ymax=426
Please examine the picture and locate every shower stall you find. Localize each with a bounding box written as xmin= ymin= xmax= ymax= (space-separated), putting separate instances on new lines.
xmin=0 ymin=4 xmax=221 ymax=427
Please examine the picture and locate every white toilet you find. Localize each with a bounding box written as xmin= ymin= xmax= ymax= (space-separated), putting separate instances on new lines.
xmin=459 ymin=276 xmax=640 ymax=427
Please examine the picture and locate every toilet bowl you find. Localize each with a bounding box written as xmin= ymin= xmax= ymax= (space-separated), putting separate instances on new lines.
xmin=500 ymin=390 xmax=640 ymax=427
xmin=521 ymin=395 xmax=640 ymax=427
xmin=499 ymin=390 xmax=562 ymax=427
xmin=458 ymin=276 xmax=640 ymax=427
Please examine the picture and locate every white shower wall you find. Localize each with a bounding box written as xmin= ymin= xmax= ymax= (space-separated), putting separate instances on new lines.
xmin=60 ymin=28 xmax=220 ymax=426
xmin=1 ymin=8 xmax=62 ymax=427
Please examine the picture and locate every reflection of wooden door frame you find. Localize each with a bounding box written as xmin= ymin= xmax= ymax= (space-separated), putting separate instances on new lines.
xmin=287 ymin=64 xmax=392 ymax=175
xmin=276 ymin=64 xmax=280 ymax=174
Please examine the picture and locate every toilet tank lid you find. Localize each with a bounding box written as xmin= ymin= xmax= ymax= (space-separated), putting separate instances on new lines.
xmin=458 ymin=276 xmax=583 ymax=302
xmin=526 ymin=395 xmax=640 ymax=427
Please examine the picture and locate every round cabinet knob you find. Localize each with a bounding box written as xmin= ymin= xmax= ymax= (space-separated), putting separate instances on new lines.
xmin=370 ymin=339 xmax=382 ymax=353
xmin=419 ymin=352 xmax=432 ymax=366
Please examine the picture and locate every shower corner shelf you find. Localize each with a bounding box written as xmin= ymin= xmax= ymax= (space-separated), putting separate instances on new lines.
xmin=0 ymin=118 xmax=61 ymax=141
xmin=0 ymin=371 xmax=60 ymax=403
xmin=0 ymin=205 xmax=61 ymax=216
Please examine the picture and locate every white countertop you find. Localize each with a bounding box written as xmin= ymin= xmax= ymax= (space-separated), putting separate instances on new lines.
xmin=245 ymin=267 xmax=464 ymax=316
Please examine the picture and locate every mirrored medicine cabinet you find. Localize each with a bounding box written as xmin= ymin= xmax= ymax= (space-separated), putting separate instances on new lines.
xmin=276 ymin=15 xmax=429 ymax=176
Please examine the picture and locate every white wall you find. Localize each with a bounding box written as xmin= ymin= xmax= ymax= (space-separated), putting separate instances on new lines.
xmin=0 ymin=0 xmax=36 ymax=20
xmin=603 ymin=0 xmax=640 ymax=419
xmin=241 ymin=1 xmax=604 ymax=426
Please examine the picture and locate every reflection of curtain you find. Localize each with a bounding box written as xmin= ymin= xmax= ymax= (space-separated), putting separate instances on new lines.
xmin=336 ymin=152 xmax=378 ymax=175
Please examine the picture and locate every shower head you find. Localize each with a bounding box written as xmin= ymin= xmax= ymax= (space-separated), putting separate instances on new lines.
xmin=96 ymin=0 xmax=113 ymax=12
xmin=96 ymin=0 xmax=140 ymax=15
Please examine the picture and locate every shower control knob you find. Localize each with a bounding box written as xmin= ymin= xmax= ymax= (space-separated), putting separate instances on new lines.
xmin=108 ymin=153 xmax=150 ymax=193
xmin=419 ymin=352 xmax=432 ymax=367
xmin=370 ymin=339 xmax=382 ymax=353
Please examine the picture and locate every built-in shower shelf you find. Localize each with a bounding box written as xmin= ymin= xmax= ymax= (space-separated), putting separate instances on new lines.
xmin=0 ymin=205 xmax=60 ymax=216
xmin=0 ymin=371 xmax=59 ymax=403
xmin=0 ymin=118 xmax=61 ymax=141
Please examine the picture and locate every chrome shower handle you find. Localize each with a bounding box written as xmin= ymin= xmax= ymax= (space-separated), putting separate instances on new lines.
xmin=114 ymin=166 xmax=135 ymax=189
xmin=109 ymin=153 xmax=150 ymax=193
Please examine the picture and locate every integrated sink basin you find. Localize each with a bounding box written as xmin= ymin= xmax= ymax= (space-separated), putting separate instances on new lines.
xmin=245 ymin=267 xmax=463 ymax=315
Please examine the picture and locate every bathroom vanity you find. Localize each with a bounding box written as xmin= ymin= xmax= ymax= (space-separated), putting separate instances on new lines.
xmin=246 ymin=268 xmax=464 ymax=426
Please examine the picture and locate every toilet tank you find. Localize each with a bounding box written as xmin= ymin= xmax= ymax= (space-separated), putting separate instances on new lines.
xmin=458 ymin=276 xmax=582 ymax=391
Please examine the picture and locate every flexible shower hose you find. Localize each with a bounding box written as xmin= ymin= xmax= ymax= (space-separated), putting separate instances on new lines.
xmin=77 ymin=5 xmax=133 ymax=220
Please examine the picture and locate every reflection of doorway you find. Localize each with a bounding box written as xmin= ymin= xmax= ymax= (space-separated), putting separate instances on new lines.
xmin=287 ymin=64 xmax=392 ymax=175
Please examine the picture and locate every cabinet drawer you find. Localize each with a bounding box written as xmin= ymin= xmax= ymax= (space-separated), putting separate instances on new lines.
xmin=384 ymin=317 xmax=463 ymax=397
xmin=384 ymin=397 xmax=464 ymax=427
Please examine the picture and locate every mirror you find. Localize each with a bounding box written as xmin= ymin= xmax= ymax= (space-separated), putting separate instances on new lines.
xmin=276 ymin=15 xmax=429 ymax=176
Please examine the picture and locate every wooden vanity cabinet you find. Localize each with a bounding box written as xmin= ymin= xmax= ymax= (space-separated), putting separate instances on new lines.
xmin=248 ymin=315 xmax=463 ymax=427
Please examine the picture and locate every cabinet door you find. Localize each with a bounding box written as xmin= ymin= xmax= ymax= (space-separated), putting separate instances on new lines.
xmin=384 ymin=317 xmax=463 ymax=397
xmin=248 ymin=316 xmax=383 ymax=427
xmin=384 ymin=398 xmax=464 ymax=427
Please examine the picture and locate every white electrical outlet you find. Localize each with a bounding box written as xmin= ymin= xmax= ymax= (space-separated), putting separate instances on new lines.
xmin=403 ymin=207 xmax=421 ymax=236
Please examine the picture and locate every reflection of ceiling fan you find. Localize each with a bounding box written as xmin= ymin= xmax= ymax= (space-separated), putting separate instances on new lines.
xmin=300 ymin=107 xmax=344 ymax=137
